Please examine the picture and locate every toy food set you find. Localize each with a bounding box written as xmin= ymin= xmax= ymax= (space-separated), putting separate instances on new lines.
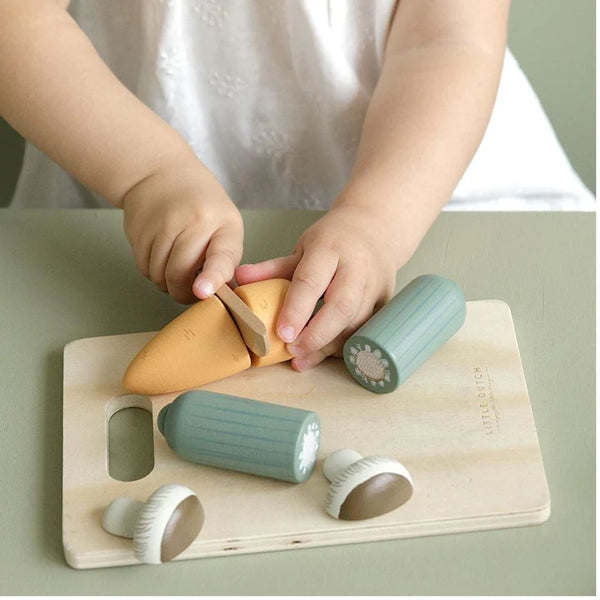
xmin=62 ymin=275 xmax=550 ymax=568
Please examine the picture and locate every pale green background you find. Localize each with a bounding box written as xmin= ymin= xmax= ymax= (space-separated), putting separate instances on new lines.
xmin=0 ymin=0 xmax=595 ymax=205
xmin=0 ymin=209 xmax=594 ymax=594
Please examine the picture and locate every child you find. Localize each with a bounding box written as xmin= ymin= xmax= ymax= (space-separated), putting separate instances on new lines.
xmin=0 ymin=0 xmax=594 ymax=372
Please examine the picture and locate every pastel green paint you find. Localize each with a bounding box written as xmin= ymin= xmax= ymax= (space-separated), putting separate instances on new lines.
xmin=157 ymin=390 xmax=320 ymax=483
xmin=343 ymin=274 xmax=466 ymax=394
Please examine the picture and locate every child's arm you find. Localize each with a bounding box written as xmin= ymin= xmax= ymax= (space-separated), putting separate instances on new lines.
xmin=0 ymin=0 xmax=242 ymax=304
xmin=236 ymin=0 xmax=511 ymax=370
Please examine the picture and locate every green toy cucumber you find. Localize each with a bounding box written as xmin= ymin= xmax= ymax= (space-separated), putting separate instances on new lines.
xmin=343 ymin=274 xmax=466 ymax=393
xmin=157 ymin=390 xmax=320 ymax=483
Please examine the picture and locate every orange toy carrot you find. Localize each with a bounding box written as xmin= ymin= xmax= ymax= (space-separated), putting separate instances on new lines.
xmin=123 ymin=295 xmax=251 ymax=395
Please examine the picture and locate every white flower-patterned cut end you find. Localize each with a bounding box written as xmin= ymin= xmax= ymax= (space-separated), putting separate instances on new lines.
xmin=298 ymin=421 xmax=320 ymax=475
xmin=347 ymin=343 xmax=391 ymax=389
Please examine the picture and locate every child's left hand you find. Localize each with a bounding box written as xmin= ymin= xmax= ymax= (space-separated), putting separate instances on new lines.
xmin=235 ymin=203 xmax=414 ymax=371
xmin=236 ymin=0 xmax=510 ymax=372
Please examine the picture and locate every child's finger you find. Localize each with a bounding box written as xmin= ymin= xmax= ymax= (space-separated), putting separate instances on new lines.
xmin=148 ymin=233 xmax=175 ymax=292
xmin=164 ymin=230 xmax=209 ymax=303
xmin=130 ymin=232 xmax=153 ymax=281
xmin=275 ymin=249 xmax=338 ymax=344
xmin=289 ymin=299 xmax=375 ymax=371
xmin=234 ymin=254 xmax=299 ymax=285
xmin=286 ymin=263 xmax=365 ymax=358
xmin=192 ymin=225 xmax=243 ymax=299
xmin=290 ymin=348 xmax=329 ymax=373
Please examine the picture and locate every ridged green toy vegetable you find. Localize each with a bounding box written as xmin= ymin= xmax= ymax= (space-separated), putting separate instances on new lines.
xmin=158 ymin=390 xmax=321 ymax=483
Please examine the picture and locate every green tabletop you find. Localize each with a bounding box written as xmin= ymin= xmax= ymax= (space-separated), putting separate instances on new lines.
xmin=0 ymin=209 xmax=594 ymax=595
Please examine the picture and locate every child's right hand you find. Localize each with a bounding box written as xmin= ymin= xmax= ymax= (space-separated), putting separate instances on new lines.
xmin=122 ymin=158 xmax=243 ymax=305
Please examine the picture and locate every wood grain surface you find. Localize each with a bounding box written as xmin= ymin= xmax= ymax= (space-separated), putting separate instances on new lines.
xmin=63 ymin=299 xmax=550 ymax=569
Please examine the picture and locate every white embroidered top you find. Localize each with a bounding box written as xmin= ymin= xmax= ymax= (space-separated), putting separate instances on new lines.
xmin=10 ymin=0 xmax=594 ymax=210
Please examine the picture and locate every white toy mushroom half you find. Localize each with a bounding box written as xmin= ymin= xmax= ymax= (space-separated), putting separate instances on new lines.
xmin=323 ymin=449 xmax=414 ymax=520
xmin=102 ymin=483 xmax=204 ymax=564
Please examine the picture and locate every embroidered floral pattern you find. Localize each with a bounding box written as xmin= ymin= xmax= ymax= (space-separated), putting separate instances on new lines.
xmin=209 ymin=72 xmax=246 ymax=97
xmin=357 ymin=23 xmax=375 ymax=52
xmin=297 ymin=186 xmax=325 ymax=210
xmin=252 ymin=130 xmax=290 ymax=160
xmin=192 ymin=0 xmax=228 ymax=29
xmin=158 ymin=45 xmax=188 ymax=77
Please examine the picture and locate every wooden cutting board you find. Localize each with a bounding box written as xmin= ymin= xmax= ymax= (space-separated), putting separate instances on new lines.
xmin=62 ymin=300 xmax=550 ymax=569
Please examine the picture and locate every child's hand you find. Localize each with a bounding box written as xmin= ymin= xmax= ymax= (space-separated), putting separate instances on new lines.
xmin=235 ymin=204 xmax=414 ymax=371
xmin=123 ymin=159 xmax=243 ymax=304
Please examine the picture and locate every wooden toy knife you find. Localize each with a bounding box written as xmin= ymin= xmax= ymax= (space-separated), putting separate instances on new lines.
xmin=215 ymin=284 xmax=270 ymax=357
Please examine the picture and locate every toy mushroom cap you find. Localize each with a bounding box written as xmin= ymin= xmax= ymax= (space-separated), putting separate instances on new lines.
xmin=337 ymin=470 xmax=413 ymax=520
xmin=133 ymin=484 xmax=204 ymax=564
xmin=324 ymin=455 xmax=413 ymax=520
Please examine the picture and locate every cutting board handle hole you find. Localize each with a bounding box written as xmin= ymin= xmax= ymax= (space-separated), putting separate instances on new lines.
xmin=106 ymin=394 xmax=154 ymax=482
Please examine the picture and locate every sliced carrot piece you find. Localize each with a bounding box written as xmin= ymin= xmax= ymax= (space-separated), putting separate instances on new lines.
xmin=234 ymin=278 xmax=293 ymax=367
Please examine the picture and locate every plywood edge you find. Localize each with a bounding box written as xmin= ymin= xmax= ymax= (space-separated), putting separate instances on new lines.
xmin=65 ymin=498 xmax=552 ymax=569
xmin=62 ymin=300 xmax=551 ymax=570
